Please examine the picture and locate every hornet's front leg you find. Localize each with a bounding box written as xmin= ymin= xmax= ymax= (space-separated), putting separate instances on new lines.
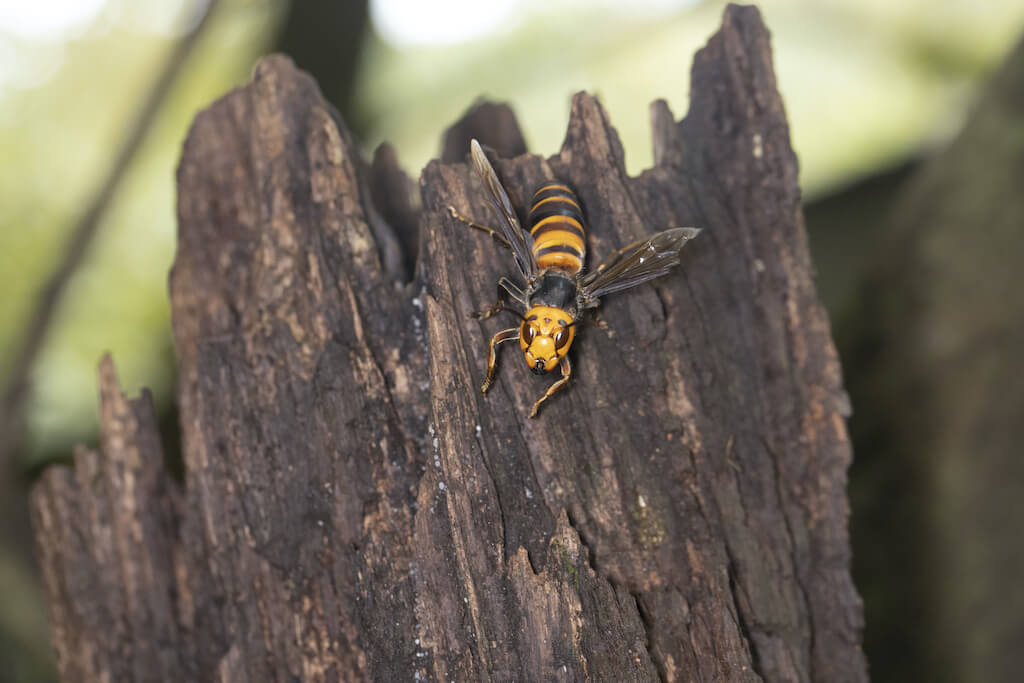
xmin=529 ymin=356 xmax=571 ymax=418
xmin=472 ymin=277 xmax=527 ymax=320
xmin=586 ymin=309 xmax=611 ymax=334
xmin=482 ymin=328 xmax=519 ymax=393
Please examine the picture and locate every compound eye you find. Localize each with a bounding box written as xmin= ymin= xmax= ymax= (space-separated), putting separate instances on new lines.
xmin=522 ymin=323 xmax=535 ymax=345
xmin=554 ymin=328 xmax=570 ymax=350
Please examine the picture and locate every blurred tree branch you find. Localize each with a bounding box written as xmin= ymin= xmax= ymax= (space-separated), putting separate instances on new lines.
xmin=843 ymin=28 xmax=1024 ymax=683
xmin=0 ymin=0 xmax=221 ymax=469
xmin=273 ymin=0 xmax=369 ymax=136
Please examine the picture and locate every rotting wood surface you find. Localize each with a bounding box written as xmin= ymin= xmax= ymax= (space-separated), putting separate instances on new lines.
xmin=30 ymin=5 xmax=867 ymax=682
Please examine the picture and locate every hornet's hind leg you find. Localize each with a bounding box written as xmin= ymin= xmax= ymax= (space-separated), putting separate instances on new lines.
xmin=482 ymin=328 xmax=519 ymax=393
xmin=530 ymin=356 xmax=571 ymax=418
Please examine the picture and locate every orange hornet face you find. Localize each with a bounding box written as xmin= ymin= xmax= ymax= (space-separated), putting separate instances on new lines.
xmin=520 ymin=306 xmax=575 ymax=374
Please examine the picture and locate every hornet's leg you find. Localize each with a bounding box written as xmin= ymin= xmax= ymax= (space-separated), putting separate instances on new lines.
xmin=529 ymin=356 xmax=572 ymax=418
xmin=473 ymin=276 xmax=527 ymax=320
xmin=586 ymin=310 xmax=611 ymax=333
xmin=482 ymin=328 xmax=519 ymax=393
xmin=447 ymin=206 xmax=512 ymax=249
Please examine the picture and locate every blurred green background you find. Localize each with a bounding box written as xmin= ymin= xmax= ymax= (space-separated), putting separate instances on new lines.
xmin=2 ymin=0 xmax=1022 ymax=681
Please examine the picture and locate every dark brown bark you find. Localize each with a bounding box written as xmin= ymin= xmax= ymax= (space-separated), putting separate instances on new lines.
xmin=31 ymin=5 xmax=866 ymax=681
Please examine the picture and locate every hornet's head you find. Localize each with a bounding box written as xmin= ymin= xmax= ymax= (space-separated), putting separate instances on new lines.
xmin=519 ymin=306 xmax=575 ymax=374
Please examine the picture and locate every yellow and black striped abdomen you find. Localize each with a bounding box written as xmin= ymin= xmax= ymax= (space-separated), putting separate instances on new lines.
xmin=528 ymin=183 xmax=586 ymax=274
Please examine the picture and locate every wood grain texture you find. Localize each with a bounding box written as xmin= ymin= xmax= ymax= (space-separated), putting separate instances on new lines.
xmin=31 ymin=5 xmax=866 ymax=681
xmin=30 ymin=356 xmax=188 ymax=682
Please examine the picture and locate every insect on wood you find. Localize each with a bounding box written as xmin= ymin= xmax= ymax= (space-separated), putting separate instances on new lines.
xmin=449 ymin=139 xmax=701 ymax=417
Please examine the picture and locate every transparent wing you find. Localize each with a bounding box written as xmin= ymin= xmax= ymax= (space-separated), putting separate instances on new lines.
xmin=580 ymin=227 xmax=701 ymax=301
xmin=470 ymin=139 xmax=537 ymax=281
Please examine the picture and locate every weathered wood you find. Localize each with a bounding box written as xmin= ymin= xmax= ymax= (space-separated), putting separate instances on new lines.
xmin=30 ymin=356 xmax=187 ymax=682
xmin=31 ymin=5 xmax=866 ymax=681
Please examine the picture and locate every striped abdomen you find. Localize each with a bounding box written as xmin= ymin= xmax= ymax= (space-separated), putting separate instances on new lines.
xmin=528 ymin=183 xmax=586 ymax=274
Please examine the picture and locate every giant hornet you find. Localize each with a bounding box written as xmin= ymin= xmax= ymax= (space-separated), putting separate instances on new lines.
xmin=449 ymin=139 xmax=700 ymax=418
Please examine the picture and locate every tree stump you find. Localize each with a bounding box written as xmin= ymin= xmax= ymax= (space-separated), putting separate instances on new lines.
xmin=30 ymin=5 xmax=867 ymax=681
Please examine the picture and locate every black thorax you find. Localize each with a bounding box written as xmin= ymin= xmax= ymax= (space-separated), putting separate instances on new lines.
xmin=529 ymin=271 xmax=579 ymax=317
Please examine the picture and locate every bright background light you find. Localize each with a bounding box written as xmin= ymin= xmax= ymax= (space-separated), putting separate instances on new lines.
xmin=370 ymin=0 xmax=522 ymax=46
xmin=0 ymin=0 xmax=106 ymax=39
xmin=368 ymin=0 xmax=696 ymax=47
